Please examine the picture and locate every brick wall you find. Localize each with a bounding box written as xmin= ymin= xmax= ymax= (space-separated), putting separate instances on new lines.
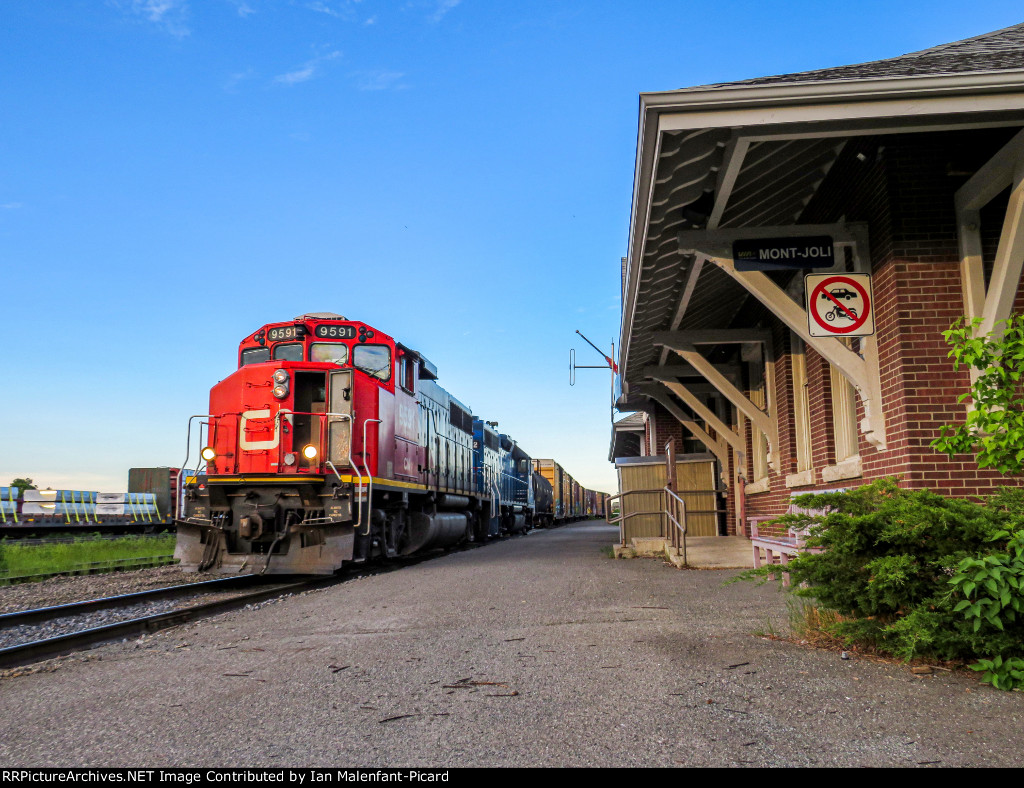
xmin=743 ymin=128 xmax=1024 ymax=531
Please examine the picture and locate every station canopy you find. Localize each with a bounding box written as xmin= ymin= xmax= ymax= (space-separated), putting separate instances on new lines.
xmin=618 ymin=23 xmax=1024 ymax=425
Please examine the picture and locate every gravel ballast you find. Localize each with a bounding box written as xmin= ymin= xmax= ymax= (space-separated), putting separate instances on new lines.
xmin=0 ymin=566 xmax=211 ymax=614
xmin=0 ymin=522 xmax=1020 ymax=767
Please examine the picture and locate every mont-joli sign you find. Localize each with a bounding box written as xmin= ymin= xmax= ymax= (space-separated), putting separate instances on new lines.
xmin=733 ymin=236 xmax=834 ymax=271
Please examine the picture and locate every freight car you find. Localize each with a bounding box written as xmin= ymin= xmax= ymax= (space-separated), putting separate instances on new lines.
xmin=0 ymin=468 xmax=182 ymax=536
xmin=531 ymin=459 xmax=585 ymax=524
xmin=175 ymin=313 xmax=595 ymax=575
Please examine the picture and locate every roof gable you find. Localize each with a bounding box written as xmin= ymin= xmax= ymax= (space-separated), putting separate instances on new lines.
xmin=682 ymin=22 xmax=1024 ymax=91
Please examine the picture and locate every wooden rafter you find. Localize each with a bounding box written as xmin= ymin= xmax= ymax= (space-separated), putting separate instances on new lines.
xmin=667 ymin=345 xmax=778 ymax=464
xmin=652 ymin=329 xmax=772 ymax=346
xmin=980 ymin=163 xmax=1024 ymax=337
xmin=674 ymin=224 xmax=886 ymax=451
xmin=636 ymin=381 xmax=744 ymax=457
xmin=643 ymin=389 xmax=729 ymax=476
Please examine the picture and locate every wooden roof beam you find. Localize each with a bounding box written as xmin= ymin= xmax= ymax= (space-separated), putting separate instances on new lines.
xmin=642 ymin=389 xmax=729 ymax=483
xmin=677 ymin=228 xmax=886 ymax=452
xmin=653 ymin=329 xmax=772 ymax=348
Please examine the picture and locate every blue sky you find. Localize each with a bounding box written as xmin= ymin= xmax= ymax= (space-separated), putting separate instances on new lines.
xmin=2 ymin=0 xmax=1021 ymax=495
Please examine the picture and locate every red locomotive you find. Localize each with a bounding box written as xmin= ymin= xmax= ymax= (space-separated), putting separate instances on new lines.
xmin=176 ymin=312 xmax=485 ymax=574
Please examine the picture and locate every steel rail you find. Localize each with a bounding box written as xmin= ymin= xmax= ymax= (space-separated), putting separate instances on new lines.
xmin=0 ymin=576 xmax=329 ymax=670
xmin=0 ymin=523 xmax=541 ymax=670
xmin=0 ymin=575 xmax=265 ymax=628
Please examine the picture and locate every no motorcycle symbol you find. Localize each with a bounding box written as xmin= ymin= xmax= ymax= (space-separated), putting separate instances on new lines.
xmin=805 ymin=273 xmax=875 ymax=337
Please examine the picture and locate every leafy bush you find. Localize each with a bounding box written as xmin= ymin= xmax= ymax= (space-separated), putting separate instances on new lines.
xmin=932 ymin=315 xmax=1024 ymax=474
xmin=740 ymin=478 xmax=1024 ymax=689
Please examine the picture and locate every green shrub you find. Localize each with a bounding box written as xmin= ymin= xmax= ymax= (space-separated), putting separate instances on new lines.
xmin=738 ymin=478 xmax=1024 ymax=688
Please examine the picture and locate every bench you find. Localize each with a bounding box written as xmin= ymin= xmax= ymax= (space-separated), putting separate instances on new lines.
xmin=747 ymin=490 xmax=843 ymax=586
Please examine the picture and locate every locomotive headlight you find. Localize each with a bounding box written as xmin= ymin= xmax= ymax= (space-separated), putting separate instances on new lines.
xmin=273 ymin=384 xmax=289 ymax=399
xmin=272 ymin=369 xmax=289 ymax=384
xmin=201 ymin=447 xmax=217 ymax=462
xmin=302 ymin=444 xmax=318 ymax=460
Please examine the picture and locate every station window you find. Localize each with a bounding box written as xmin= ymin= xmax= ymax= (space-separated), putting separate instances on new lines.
xmin=272 ymin=343 xmax=303 ymax=362
xmin=830 ymin=364 xmax=859 ymax=463
xmin=791 ymin=335 xmax=813 ymax=473
xmin=310 ymin=343 xmax=349 ymax=365
xmin=353 ymin=344 xmax=392 ymax=382
xmin=748 ymin=362 xmax=770 ymax=483
xmin=240 ymin=347 xmax=270 ymax=367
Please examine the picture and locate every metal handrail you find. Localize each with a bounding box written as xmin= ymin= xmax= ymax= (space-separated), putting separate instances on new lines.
xmin=663 ymin=487 xmax=687 ymax=534
xmin=322 ymin=413 xmax=362 ymax=532
xmin=663 ymin=486 xmax=687 ymax=565
xmin=605 ymin=488 xmax=689 ymax=565
xmin=490 ymin=482 xmax=501 ymax=520
xmin=360 ymin=418 xmax=382 ymax=536
xmin=181 ymin=414 xmax=217 ymax=479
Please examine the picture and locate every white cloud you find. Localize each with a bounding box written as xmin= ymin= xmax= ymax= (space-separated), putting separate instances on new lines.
xmin=273 ymin=50 xmax=342 ymax=86
xmin=116 ymin=0 xmax=191 ymax=37
xmin=430 ymin=0 xmax=461 ymax=22
xmin=0 ymin=203 xmax=22 ymax=210
xmin=305 ymin=1 xmax=343 ymax=17
xmin=229 ymin=0 xmax=256 ymax=16
xmin=351 ymin=69 xmax=405 ymax=91
xmin=223 ymin=69 xmax=255 ymax=92
xmin=304 ymin=1 xmax=365 ymax=19
xmin=275 ymin=65 xmax=316 ymax=85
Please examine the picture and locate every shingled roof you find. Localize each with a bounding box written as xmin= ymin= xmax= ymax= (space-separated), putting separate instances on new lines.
xmin=685 ymin=22 xmax=1024 ymax=90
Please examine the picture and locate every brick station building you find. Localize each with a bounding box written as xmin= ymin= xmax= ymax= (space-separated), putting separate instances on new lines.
xmin=613 ymin=23 xmax=1024 ymax=537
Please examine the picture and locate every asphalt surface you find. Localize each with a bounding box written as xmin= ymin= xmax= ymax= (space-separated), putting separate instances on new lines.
xmin=1 ymin=522 xmax=1020 ymax=767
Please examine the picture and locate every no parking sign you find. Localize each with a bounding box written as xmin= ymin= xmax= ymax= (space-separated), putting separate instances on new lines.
xmin=805 ymin=273 xmax=875 ymax=337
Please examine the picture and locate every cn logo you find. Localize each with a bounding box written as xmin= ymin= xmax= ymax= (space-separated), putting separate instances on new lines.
xmin=239 ymin=409 xmax=292 ymax=450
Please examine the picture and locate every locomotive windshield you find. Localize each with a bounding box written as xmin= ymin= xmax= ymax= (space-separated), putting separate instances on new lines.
xmin=240 ymin=347 xmax=270 ymax=366
xmin=353 ymin=344 xmax=392 ymax=381
xmin=272 ymin=343 xmax=303 ymax=361
xmin=310 ymin=343 xmax=349 ymax=365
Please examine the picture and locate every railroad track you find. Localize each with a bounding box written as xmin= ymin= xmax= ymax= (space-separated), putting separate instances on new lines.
xmin=1 ymin=555 xmax=178 ymax=585
xmin=0 ymin=574 xmax=329 ymax=670
xmin=0 ymin=528 xmax=542 ymax=670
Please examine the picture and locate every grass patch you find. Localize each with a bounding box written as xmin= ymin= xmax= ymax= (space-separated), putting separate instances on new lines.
xmin=599 ymin=545 xmax=616 ymax=559
xmin=0 ymin=534 xmax=176 ymax=581
xmin=787 ymin=599 xmax=853 ymax=650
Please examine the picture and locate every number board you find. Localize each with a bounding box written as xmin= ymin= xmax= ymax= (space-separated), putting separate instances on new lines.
xmin=315 ymin=324 xmax=357 ymax=339
xmin=267 ymin=326 xmax=305 ymax=341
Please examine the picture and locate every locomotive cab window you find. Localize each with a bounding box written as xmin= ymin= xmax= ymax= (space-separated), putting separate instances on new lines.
xmin=272 ymin=343 xmax=303 ymax=362
xmin=240 ymin=347 xmax=271 ymax=367
xmin=399 ymin=356 xmax=416 ymax=393
xmin=310 ymin=343 xmax=349 ymax=366
xmin=353 ymin=344 xmax=392 ymax=382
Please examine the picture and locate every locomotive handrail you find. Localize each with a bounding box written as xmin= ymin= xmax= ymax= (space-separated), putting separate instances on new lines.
xmin=490 ymin=482 xmax=500 ymax=520
xmin=181 ymin=414 xmax=217 ymax=481
xmin=322 ymin=415 xmax=364 ymax=534
xmin=361 ymin=418 xmax=382 ymax=536
xmin=259 ymin=410 xmax=366 ymax=533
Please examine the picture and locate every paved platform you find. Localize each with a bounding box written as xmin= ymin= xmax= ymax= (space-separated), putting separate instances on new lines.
xmin=613 ymin=534 xmax=753 ymax=569
xmin=1 ymin=522 xmax=1021 ymax=767
xmin=683 ymin=536 xmax=752 ymax=569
